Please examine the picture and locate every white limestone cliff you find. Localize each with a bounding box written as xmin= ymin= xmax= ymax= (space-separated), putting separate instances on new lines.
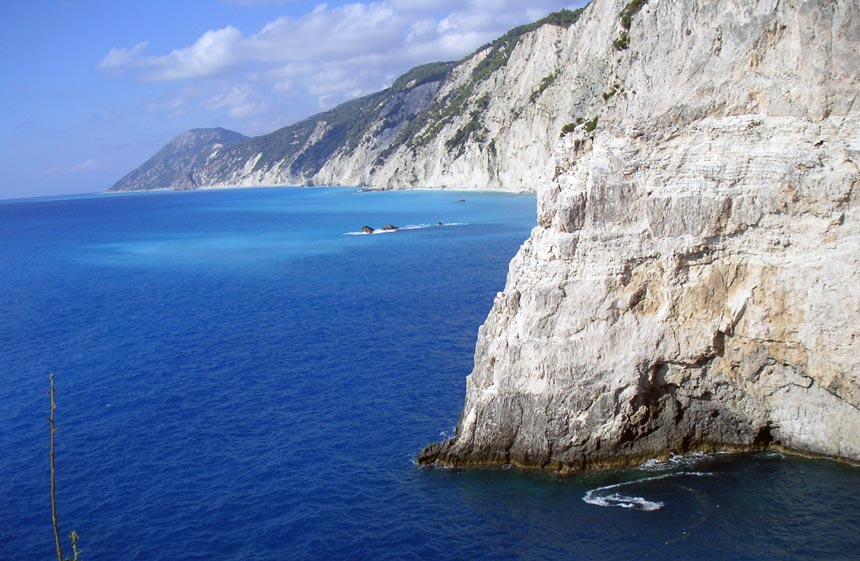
xmin=420 ymin=0 xmax=860 ymax=471
xmin=316 ymin=25 xmax=573 ymax=191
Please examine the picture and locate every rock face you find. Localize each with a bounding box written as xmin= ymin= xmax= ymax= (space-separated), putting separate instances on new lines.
xmin=110 ymin=11 xmax=588 ymax=192
xmin=110 ymin=128 xmax=248 ymax=191
xmin=420 ymin=0 xmax=860 ymax=471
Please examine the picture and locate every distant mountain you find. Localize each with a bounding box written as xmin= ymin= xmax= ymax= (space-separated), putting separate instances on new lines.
xmin=109 ymin=9 xmax=585 ymax=192
xmin=110 ymin=128 xmax=248 ymax=191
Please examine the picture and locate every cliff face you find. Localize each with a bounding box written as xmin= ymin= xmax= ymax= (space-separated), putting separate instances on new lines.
xmin=111 ymin=11 xmax=587 ymax=192
xmin=316 ymin=18 xmax=576 ymax=191
xmin=420 ymin=0 xmax=860 ymax=471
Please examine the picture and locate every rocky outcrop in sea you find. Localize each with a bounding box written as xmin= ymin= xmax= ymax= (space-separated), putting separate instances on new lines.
xmin=420 ymin=0 xmax=860 ymax=471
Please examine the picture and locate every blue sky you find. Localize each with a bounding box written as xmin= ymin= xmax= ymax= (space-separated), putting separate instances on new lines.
xmin=0 ymin=0 xmax=584 ymax=199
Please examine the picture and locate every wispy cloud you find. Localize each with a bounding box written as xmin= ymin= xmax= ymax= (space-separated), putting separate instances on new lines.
xmin=204 ymin=84 xmax=267 ymax=118
xmin=42 ymin=159 xmax=101 ymax=176
xmin=146 ymin=96 xmax=186 ymax=116
xmin=98 ymin=42 xmax=150 ymax=73
xmin=221 ymin=0 xmax=304 ymax=5
xmin=101 ymin=1 xmax=585 ymax=126
xmin=69 ymin=159 xmax=100 ymax=173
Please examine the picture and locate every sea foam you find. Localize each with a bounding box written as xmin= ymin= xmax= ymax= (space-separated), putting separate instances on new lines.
xmin=583 ymin=471 xmax=713 ymax=511
xmin=639 ymin=452 xmax=713 ymax=472
xmin=344 ymin=223 xmax=468 ymax=235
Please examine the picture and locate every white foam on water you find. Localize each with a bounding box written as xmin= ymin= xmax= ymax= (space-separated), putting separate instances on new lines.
xmin=344 ymin=229 xmax=398 ymax=236
xmin=400 ymin=222 xmax=469 ymax=230
xmin=583 ymin=492 xmax=664 ymax=511
xmin=640 ymin=452 xmax=713 ymax=472
xmin=344 ymin=223 xmax=468 ymax=236
xmin=438 ymin=427 xmax=456 ymax=439
xmin=582 ymin=471 xmax=713 ymax=511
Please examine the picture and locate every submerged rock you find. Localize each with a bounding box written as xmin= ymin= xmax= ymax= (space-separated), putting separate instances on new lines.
xmin=380 ymin=224 xmax=399 ymax=231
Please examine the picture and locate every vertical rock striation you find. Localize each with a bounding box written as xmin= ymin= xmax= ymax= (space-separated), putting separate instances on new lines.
xmin=421 ymin=0 xmax=860 ymax=471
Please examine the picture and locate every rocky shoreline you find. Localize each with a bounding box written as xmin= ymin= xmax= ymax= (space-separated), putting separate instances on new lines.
xmin=419 ymin=438 xmax=860 ymax=474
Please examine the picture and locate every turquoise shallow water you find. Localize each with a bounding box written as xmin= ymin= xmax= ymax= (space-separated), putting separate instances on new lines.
xmin=1 ymin=187 xmax=858 ymax=560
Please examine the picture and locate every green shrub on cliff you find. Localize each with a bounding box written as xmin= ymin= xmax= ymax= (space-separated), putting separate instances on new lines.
xmin=560 ymin=123 xmax=577 ymax=137
xmin=531 ymin=73 xmax=558 ymax=103
xmin=621 ymin=0 xmax=648 ymax=30
xmin=613 ymin=31 xmax=630 ymax=51
xmin=603 ymin=84 xmax=619 ymax=100
xmin=614 ymin=0 xmax=649 ymax=51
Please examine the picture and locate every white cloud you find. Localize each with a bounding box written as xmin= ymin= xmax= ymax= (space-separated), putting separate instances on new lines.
xmin=146 ymin=27 xmax=242 ymax=80
xmin=102 ymin=0 xmax=586 ymax=124
xmin=103 ymin=27 xmax=243 ymax=81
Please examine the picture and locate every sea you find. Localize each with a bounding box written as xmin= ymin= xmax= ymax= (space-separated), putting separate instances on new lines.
xmin=1 ymin=186 xmax=858 ymax=561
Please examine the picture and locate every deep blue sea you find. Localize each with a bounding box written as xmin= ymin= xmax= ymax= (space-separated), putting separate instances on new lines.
xmin=1 ymin=187 xmax=859 ymax=561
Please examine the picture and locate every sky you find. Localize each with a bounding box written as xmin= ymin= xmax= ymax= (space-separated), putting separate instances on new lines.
xmin=0 ymin=0 xmax=586 ymax=199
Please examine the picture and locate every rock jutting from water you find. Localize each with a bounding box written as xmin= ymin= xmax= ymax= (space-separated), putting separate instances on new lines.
xmin=420 ymin=0 xmax=860 ymax=472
